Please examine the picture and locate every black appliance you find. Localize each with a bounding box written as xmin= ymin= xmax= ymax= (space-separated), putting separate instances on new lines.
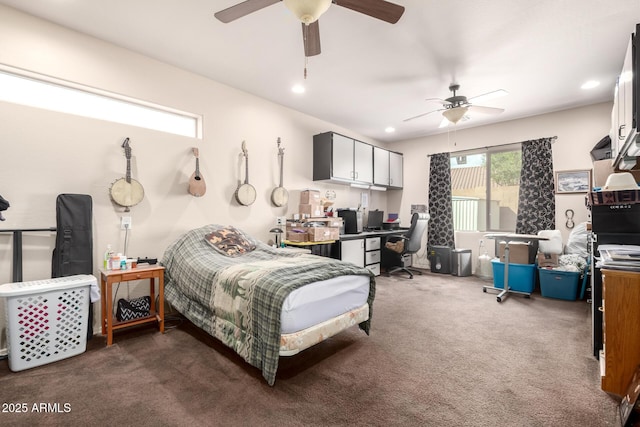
xmin=429 ymin=246 xmax=451 ymax=274
xmin=366 ymin=210 xmax=384 ymax=230
xmin=337 ymin=209 xmax=363 ymax=234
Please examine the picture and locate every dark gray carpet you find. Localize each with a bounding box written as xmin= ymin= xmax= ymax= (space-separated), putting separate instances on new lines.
xmin=0 ymin=271 xmax=621 ymax=426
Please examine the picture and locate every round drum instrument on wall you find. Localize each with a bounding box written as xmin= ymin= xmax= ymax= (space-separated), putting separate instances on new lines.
xmin=110 ymin=138 xmax=144 ymax=212
xmin=235 ymin=141 xmax=256 ymax=206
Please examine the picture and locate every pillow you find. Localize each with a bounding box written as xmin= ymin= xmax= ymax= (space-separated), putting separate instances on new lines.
xmin=205 ymin=226 xmax=256 ymax=257
xmin=385 ymin=240 xmax=404 ymax=253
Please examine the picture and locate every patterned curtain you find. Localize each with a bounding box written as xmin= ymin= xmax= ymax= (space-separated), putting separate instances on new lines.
xmin=427 ymin=152 xmax=455 ymax=249
xmin=515 ymin=137 xmax=556 ymax=234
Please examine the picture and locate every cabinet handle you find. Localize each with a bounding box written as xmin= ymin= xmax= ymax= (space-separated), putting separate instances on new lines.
xmin=598 ymin=306 xmax=604 ymax=312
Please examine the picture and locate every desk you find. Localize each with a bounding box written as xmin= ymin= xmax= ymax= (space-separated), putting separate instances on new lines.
xmin=482 ymin=233 xmax=548 ymax=303
xmin=338 ymin=229 xmax=407 ymax=275
xmin=283 ymin=239 xmax=335 ymax=257
xmin=100 ymin=265 xmax=165 ymax=346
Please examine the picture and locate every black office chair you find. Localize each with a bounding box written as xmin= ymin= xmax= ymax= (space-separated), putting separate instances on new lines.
xmin=382 ymin=212 xmax=429 ymax=279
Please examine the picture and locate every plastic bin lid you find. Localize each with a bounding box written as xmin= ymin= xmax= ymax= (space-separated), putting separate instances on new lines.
xmin=0 ymin=274 xmax=97 ymax=297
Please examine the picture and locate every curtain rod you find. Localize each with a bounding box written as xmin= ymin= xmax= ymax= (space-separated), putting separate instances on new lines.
xmin=426 ymin=136 xmax=557 ymax=157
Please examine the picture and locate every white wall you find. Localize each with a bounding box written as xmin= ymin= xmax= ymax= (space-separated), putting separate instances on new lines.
xmin=0 ymin=5 xmax=389 ymax=347
xmin=0 ymin=4 xmax=612 ymax=349
xmin=389 ymin=102 xmax=612 ymax=269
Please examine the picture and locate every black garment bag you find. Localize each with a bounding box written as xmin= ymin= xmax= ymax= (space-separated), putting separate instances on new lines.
xmin=51 ymin=194 xmax=94 ymax=338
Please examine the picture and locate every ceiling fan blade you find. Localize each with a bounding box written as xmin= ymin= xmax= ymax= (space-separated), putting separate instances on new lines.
xmin=335 ymin=0 xmax=405 ymax=24
xmin=425 ymin=97 xmax=451 ymax=107
xmin=403 ymin=109 xmax=442 ymax=122
xmin=214 ymin=0 xmax=281 ymax=23
xmin=468 ymin=105 xmax=505 ymax=115
xmin=468 ymin=89 xmax=509 ymax=103
xmin=302 ymin=21 xmax=321 ymax=57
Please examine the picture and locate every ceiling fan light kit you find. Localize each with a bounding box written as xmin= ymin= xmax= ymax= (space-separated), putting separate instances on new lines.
xmin=405 ymin=83 xmax=507 ymax=127
xmin=442 ymin=106 xmax=468 ymax=124
xmin=283 ymin=0 xmax=331 ymax=24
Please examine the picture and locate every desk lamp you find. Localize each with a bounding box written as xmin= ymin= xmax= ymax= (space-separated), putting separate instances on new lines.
xmin=270 ymin=227 xmax=284 ymax=248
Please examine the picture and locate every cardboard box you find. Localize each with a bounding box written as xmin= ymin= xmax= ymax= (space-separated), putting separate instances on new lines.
xmin=307 ymin=227 xmax=339 ymax=242
xmin=593 ymin=159 xmax=614 ymax=188
xmin=286 ymin=231 xmax=308 ymax=242
xmin=498 ymin=241 xmax=534 ymax=265
xmin=300 ymin=190 xmax=321 ymax=204
xmin=537 ymin=253 xmax=559 ymax=268
xmin=303 ymin=217 xmax=343 ymax=228
xmin=593 ymin=158 xmax=640 ymax=188
xmin=299 ymin=203 xmax=323 ymax=217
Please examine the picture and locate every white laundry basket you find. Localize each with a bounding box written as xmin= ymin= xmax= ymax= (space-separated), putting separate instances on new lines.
xmin=0 ymin=274 xmax=96 ymax=372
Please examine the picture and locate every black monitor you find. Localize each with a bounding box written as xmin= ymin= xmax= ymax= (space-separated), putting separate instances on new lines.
xmin=367 ymin=210 xmax=384 ymax=230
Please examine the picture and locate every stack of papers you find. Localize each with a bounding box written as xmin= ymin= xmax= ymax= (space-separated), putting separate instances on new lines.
xmin=597 ymin=245 xmax=640 ymax=271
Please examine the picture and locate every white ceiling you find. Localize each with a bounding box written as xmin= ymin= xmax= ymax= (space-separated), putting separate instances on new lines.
xmin=1 ymin=0 xmax=639 ymax=143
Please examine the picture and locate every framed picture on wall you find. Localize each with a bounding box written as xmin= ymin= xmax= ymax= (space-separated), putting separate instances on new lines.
xmin=555 ymin=169 xmax=592 ymax=194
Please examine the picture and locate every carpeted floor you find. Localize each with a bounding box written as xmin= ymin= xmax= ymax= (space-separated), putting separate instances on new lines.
xmin=0 ymin=271 xmax=622 ymax=426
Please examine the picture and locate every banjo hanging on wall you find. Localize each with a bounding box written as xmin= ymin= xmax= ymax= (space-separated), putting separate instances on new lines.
xmin=270 ymin=137 xmax=289 ymax=207
xmin=235 ymin=140 xmax=256 ymax=206
xmin=110 ymin=137 xmax=144 ymax=212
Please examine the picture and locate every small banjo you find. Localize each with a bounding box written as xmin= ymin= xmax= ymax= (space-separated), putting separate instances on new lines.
xmin=270 ymin=137 xmax=289 ymax=207
xmin=235 ymin=141 xmax=256 ymax=206
xmin=110 ymin=138 xmax=144 ymax=212
xmin=188 ymin=147 xmax=206 ymax=197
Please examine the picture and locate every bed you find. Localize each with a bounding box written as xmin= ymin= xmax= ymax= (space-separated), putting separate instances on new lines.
xmin=161 ymin=224 xmax=375 ymax=386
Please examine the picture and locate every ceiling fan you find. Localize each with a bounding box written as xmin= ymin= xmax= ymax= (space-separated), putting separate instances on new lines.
xmin=214 ymin=0 xmax=405 ymax=57
xmin=404 ymin=84 xmax=508 ymax=126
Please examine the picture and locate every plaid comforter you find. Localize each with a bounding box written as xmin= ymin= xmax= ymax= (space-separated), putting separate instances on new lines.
xmin=161 ymin=224 xmax=375 ymax=386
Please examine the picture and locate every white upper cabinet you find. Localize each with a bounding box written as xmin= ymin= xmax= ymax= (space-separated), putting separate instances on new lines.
xmin=313 ymin=132 xmax=373 ymax=184
xmin=313 ymin=132 xmax=402 ymax=188
xmin=373 ymin=146 xmax=390 ymax=185
xmin=331 ymin=133 xmax=355 ymax=181
xmin=389 ymin=151 xmax=403 ymax=188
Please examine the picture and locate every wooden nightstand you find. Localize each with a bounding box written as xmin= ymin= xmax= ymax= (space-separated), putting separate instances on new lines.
xmin=99 ymin=265 xmax=165 ymax=346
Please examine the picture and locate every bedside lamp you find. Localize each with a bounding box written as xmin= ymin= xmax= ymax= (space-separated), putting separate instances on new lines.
xmin=270 ymin=227 xmax=284 ymax=248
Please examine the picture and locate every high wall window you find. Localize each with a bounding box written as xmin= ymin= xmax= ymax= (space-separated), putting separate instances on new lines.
xmin=0 ymin=66 xmax=202 ymax=138
xmin=450 ymin=145 xmax=522 ymax=232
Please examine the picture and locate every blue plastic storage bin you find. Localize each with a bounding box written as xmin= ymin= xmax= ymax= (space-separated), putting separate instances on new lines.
xmin=538 ymin=268 xmax=580 ymax=301
xmin=491 ymin=260 xmax=536 ymax=293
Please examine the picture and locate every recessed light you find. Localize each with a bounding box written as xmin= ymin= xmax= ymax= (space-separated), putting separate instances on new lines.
xmin=581 ymin=80 xmax=600 ymax=90
xmin=291 ymin=84 xmax=305 ymax=94
xmin=385 ymin=127 xmax=395 ymax=133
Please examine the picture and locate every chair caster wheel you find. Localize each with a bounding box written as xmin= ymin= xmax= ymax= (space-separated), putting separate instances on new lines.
xmin=497 ymin=297 xmax=502 ymax=302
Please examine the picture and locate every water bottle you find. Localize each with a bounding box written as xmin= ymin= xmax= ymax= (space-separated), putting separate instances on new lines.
xmin=104 ymin=244 xmax=114 ymax=270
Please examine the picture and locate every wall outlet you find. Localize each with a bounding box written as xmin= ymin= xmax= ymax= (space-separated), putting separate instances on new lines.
xmin=276 ymin=216 xmax=286 ymax=226
xmin=120 ymin=216 xmax=132 ymax=229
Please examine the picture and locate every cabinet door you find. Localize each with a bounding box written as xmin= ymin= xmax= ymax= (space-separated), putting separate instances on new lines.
xmin=601 ymin=269 xmax=640 ymax=396
xmin=620 ymin=39 xmax=634 ymax=145
xmin=341 ymin=239 xmax=365 ymax=267
xmin=354 ymin=141 xmax=373 ymax=183
xmin=332 ymin=133 xmax=355 ymax=181
xmin=373 ymin=147 xmax=390 ymax=185
xmin=389 ymin=152 xmax=403 ymax=188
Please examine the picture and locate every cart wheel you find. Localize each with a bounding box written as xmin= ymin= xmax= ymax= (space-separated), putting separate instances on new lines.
xmin=497 ymin=297 xmax=502 ymax=302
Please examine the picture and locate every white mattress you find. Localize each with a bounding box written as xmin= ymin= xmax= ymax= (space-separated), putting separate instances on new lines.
xmin=280 ymin=274 xmax=370 ymax=334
